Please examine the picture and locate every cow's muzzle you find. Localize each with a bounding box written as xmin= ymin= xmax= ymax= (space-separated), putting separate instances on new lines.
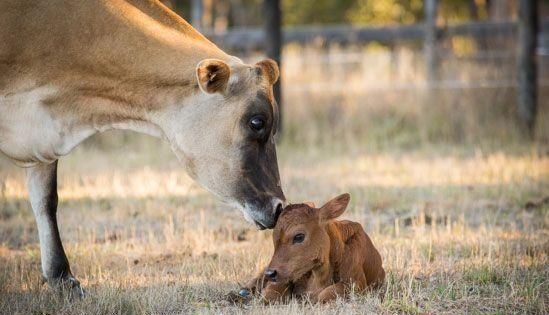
xmin=249 ymin=198 xmax=284 ymax=229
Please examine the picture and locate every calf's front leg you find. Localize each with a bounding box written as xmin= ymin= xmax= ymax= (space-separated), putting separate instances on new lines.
xmin=241 ymin=269 xmax=269 ymax=294
xmin=316 ymin=282 xmax=346 ymax=303
xmin=263 ymin=282 xmax=291 ymax=303
xmin=26 ymin=161 xmax=84 ymax=297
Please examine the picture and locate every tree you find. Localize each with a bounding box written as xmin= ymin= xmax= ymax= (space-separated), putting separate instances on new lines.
xmin=264 ymin=0 xmax=283 ymax=133
xmin=517 ymin=0 xmax=538 ymax=137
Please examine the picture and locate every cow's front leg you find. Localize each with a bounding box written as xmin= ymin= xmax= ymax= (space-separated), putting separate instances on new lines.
xmin=26 ymin=161 xmax=84 ymax=298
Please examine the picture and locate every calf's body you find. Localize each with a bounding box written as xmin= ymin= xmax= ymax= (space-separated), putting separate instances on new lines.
xmin=244 ymin=194 xmax=385 ymax=303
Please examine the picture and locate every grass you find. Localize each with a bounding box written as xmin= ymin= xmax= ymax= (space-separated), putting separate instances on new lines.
xmin=1 ymin=46 xmax=548 ymax=314
xmin=0 ymin=132 xmax=547 ymax=314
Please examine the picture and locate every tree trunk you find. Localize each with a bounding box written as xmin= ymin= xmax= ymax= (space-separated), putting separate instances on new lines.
xmin=191 ymin=0 xmax=204 ymax=31
xmin=263 ymin=0 xmax=283 ymax=134
xmin=489 ymin=0 xmax=511 ymax=22
xmin=517 ymin=0 xmax=538 ymax=137
xmin=424 ymin=0 xmax=438 ymax=87
xmin=469 ymin=0 xmax=479 ymax=21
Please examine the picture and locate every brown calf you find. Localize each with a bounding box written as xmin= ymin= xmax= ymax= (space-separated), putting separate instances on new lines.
xmin=241 ymin=193 xmax=385 ymax=303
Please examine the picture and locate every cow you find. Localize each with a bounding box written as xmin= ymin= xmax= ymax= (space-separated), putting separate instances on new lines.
xmin=0 ymin=0 xmax=286 ymax=296
xmin=240 ymin=194 xmax=385 ymax=303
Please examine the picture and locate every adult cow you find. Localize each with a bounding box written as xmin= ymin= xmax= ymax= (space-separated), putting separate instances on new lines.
xmin=0 ymin=0 xmax=286 ymax=295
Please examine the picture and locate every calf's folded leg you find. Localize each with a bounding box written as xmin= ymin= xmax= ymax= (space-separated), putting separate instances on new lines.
xmin=315 ymin=271 xmax=367 ymax=303
xmin=242 ymin=270 xmax=269 ymax=294
xmin=263 ymin=282 xmax=291 ymax=303
xmin=316 ymin=282 xmax=346 ymax=303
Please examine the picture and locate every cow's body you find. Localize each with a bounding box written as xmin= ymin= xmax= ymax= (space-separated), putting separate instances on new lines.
xmin=243 ymin=194 xmax=385 ymax=303
xmin=1 ymin=0 xmax=285 ymax=295
xmin=0 ymin=0 xmax=225 ymax=166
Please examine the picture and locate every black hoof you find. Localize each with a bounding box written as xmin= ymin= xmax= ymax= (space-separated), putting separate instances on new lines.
xmin=49 ymin=276 xmax=86 ymax=300
xmin=66 ymin=277 xmax=86 ymax=299
xmin=239 ymin=288 xmax=251 ymax=297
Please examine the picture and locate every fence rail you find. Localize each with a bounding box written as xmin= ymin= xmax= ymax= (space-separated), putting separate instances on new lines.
xmin=206 ymin=19 xmax=549 ymax=52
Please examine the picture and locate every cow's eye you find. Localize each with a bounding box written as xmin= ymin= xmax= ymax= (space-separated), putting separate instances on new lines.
xmin=249 ymin=116 xmax=265 ymax=131
xmin=292 ymin=233 xmax=305 ymax=244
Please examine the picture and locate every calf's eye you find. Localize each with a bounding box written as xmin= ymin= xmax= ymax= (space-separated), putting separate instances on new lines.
xmin=292 ymin=233 xmax=305 ymax=244
xmin=249 ymin=116 xmax=265 ymax=131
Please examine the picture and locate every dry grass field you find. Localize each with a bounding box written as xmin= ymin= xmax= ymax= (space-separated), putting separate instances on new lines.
xmin=0 ymin=133 xmax=547 ymax=314
xmin=1 ymin=48 xmax=548 ymax=314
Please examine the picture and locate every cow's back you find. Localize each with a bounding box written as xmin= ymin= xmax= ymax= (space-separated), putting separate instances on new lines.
xmin=1 ymin=0 xmax=106 ymax=92
xmin=0 ymin=0 xmax=225 ymax=94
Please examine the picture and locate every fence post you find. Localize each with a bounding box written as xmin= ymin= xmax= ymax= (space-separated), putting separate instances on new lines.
xmin=424 ymin=0 xmax=438 ymax=87
xmin=517 ymin=0 xmax=538 ymax=137
xmin=191 ymin=0 xmax=203 ymax=31
xmin=263 ymin=0 xmax=283 ymax=135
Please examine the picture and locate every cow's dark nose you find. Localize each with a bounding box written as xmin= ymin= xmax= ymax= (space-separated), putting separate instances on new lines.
xmin=264 ymin=269 xmax=277 ymax=281
xmin=274 ymin=202 xmax=283 ymax=224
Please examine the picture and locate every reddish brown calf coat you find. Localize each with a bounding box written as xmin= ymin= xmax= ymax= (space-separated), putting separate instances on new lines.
xmin=244 ymin=194 xmax=385 ymax=303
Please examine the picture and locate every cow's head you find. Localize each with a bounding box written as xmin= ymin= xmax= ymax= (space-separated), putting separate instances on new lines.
xmin=263 ymin=194 xmax=350 ymax=283
xmin=164 ymin=58 xmax=285 ymax=229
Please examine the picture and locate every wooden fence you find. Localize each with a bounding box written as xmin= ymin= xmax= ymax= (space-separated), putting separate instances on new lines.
xmin=205 ymin=19 xmax=549 ymax=53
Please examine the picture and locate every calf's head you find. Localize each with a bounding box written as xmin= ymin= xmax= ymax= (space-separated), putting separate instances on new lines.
xmin=264 ymin=193 xmax=351 ymax=283
xmin=166 ymin=58 xmax=285 ymax=229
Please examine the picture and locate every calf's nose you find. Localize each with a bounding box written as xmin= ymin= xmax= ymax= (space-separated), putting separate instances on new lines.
xmin=264 ymin=269 xmax=277 ymax=281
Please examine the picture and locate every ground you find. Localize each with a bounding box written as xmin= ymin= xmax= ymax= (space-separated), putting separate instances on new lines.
xmin=0 ymin=133 xmax=547 ymax=314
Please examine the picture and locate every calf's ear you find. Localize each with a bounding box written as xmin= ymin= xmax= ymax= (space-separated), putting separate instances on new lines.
xmin=196 ymin=59 xmax=231 ymax=94
xmin=319 ymin=193 xmax=350 ymax=221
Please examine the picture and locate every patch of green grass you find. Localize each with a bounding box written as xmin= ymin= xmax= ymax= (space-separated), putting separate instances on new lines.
xmin=464 ymin=266 xmax=505 ymax=286
xmin=384 ymin=299 xmax=421 ymax=315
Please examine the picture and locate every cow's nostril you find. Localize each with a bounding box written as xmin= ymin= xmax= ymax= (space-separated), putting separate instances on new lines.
xmin=264 ymin=269 xmax=277 ymax=280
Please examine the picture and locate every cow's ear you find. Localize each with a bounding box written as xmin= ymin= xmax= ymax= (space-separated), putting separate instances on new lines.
xmin=196 ymin=59 xmax=231 ymax=94
xmin=255 ymin=59 xmax=279 ymax=85
xmin=319 ymin=193 xmax=350 ymax=221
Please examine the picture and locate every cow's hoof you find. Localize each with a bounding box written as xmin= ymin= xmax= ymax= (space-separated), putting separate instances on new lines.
xmin=66 ymin=276 xmax=86 ymax=299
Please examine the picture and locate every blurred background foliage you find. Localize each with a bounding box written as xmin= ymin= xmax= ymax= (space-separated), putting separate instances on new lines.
xmin=170 ymin=0 xmax=518 ymax=27
xmin=144 ymin=1 xmax=549 ymax=150
xmin=345 ymin=0 xmax=424 ymax=25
